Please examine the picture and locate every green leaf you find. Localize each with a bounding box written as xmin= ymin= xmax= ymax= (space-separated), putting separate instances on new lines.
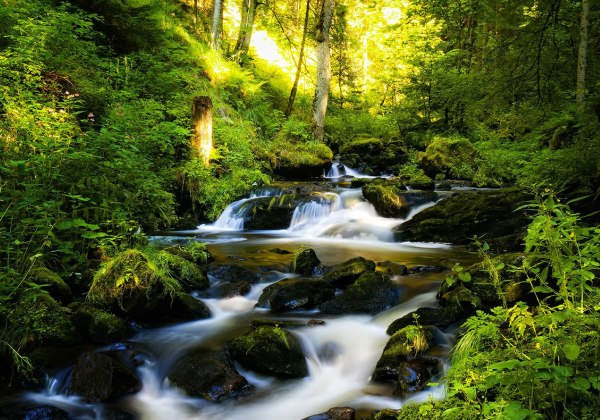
xmin=563 ymin=343 xmax=580 ymax=361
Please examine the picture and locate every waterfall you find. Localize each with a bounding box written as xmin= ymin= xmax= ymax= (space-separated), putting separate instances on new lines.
xmin=289 ymin=194 xmax=342 ymax=231
xmin=209 ymin=189 xmax=281 ymax=230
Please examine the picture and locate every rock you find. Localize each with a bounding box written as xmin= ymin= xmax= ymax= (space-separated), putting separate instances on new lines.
xmin=377 ymin=261 xmax=408 ymax=276
xmin=323 ymin=257 xmax=376 ymax=288
xmin=163 ymin=243 xmax=213 ymax=265
xmin=257 ymin=278 xmax=335 ymax=312
xmin=372 ymin=326 xmax=434 ymax=381
xmin=168 ymin=350 xmax=249 ymax=401
xmin=418 ymin=136 xmax=479 ymax=180
xmin=362 ymin=183 xmax=437 ymax=218
xmin=243 ymin=196 xmax=296 ymax=230
xmin=402 ymin=174 xmax=435 ymax=190
xmin=0 ymin=404 xmax=71 ymax=420
xmin=304 ymin=407 xmax=356 ymax=420
xmin=216 ymin=281 xmax=251 ymax=297
xmin=69 ymin=302 xmax=131 ymax=344
xmin=269 ymin=248 xmax=292 ymax=254
xmin=171 ymin=293 xmax=212 ymax=320
xmin=29 ymin=267 xmax=72 ymax=304
xmin=319 ymin=272 xmax=398 ymax=315
xmin=250 ymin=319 xmax=308 ymax=329
xmin=394 ymin=189 xmax=531 ymax=250
xmin=68 ymin=352 xmax=141 ymax=402
xmin=339 ymin=137 xmax=407 ymax=173
xmin=159 ymin=252 xmax=209 ymax=291
xmin=394 ymin=359 xmax=434 ymax=397
xmin=228 ymin=326 xmax=308 ymax=378
xmin=386 ymin=306 xmax=465 ymax=335
xmin=208 ymin=264 xmax=261 ymax=283
xmin=307 ymin=319 xmax=326 ymax=326
xmin=409 ymin=265 xmax=447 ymax=274
xmin=274 ymin=142 xmax=333 ymax=179
xmin=290 ymin=247 xmax=320 ymax=276
xmin=372 ymin=409 xmax=402 ymax=420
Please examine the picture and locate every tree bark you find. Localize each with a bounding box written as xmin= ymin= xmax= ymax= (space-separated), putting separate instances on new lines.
xmin=285 ymin=0 xmax=311 ymax=118
xmin=311 ymin=0 xmax=335 ymax=142
xmin=576 ymin=0 xmax=589 ymax=106
xmin=211 ymin=0 xmax=224 ymax=49
xmin=234 ymin=0 xmax=250 ymax=53
xmin=193 ymin=0 xmax=198 ymax=31
xmin=191 ymin=96 xmax=213 ymax=165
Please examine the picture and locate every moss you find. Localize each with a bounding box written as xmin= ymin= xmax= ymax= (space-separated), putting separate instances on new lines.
xmin=418 ymin=136 xmax=479 ymax=179
xmin=163 ymin=242 xmax=213 ymax=265
xmin=87 ymin=249 xmax=181 ymax=317
xmin=28 ymin=267 xmax=72 ymax=304
xmin=323 ymin=256 xmax=376 ymax=288
xmin=339 ymin=137 xmax=384 ymax=156
xmin=69 ymin=303 xmax=130 ymax=344
xmin=362 ymin=182 xmax=408 ymax=217
xmin=273 ymin=142 xmax=333 ymax=178
xmin=150 ymin=249 xmax=209 ymax=291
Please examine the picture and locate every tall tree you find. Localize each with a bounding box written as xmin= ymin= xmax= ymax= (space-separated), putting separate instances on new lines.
xmin=211 ymin=0 xmax=224 ymax=49
xmin=311 ymin=0 xmax=335 ymax=141
xmin=285 ymin=0 xmax=311 ymax=117
xmin=234 ymin=0 xmax=258 ymax=59
xmin=576 ymin=0 xmax=589 ymax=106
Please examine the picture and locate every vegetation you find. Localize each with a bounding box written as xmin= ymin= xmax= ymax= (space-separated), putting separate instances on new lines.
xmin=1 ymin=0 xmax=599 ymax=417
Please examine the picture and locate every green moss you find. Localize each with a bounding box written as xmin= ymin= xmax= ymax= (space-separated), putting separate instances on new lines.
xmin=339 ymin=137 xmax=384 ymax=155
xmin=418 ymin=136 xmax=479 ymax=179
xmin=69 ymin=302 xmax=130 ymax=343
xmin=290 ymin=246 xmax=320 ymax=276
xmin=28 ymin=267 xmax=72 ymax=303
xmin=323 ymin=257 xmax=376 ymax=288
xmin=148 ymin=249 xmax=209 ymax=291
xmin=362 ymin=182 xmax=407 ymax=217
xmin=163 ymin=242 xmax=213 ymax=265
xmin=272 ymin=141 xmax=333 ymax=177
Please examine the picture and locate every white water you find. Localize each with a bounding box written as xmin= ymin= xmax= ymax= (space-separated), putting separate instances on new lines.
xmin=206 ymin=189 xmax=282 ymax=230
xmin=323 ymin=162 xmax=389 ymax=179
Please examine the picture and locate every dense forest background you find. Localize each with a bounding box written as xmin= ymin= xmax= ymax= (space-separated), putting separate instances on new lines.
xmin=1 ymin=0 xmax=600 ymax=418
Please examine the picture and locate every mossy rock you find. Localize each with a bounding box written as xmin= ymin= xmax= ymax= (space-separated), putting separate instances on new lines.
xmin=227 ymin=326 xmax=308 ymax=378
xmin=69 ymin=302 xmax=131 ymax=344
xmin=88 ymin=249 xmax=181 ymax=320
xmin=291 ymin=247 xmax=320 ymax=276
xmin=394 ymin=189 xmax=531 ymax=249
xmin=208 ymin=264 xmax=261 ymax=283
xmin=386 ymin=305 xmax=465 ymax=335
xmin=339 ymin=138 xmax=407 ymax=174
xmin=372 ymin=325 xmax=434 ymax=381
xmin=377 ymin=261 xmax=408 ymax=276
xmin=168 ymin=349 xmax=249 ymax=401
xmin=6 ymin=294 xmax=79 ymax=350
xmin=405 ymin=174 xmax=435 ymax=190
xmin=418 ymin=136 xmax=479 ymax=180
xmin=394 ymin=359 xmax=436 ymax=397
xmin=274 ymin=142 xmax=333 ymax=179
xmin=67 ymin=351 xmax=141 ymax=402
xmin=257 ymin=278 xmax=335 ymax=312
xmin=163 ymin=243 xmax=213 ymax=265
xmin=303 ymin=407 xmax=356 ymax=420
xmin=29 ymin=267 xmax=72 ymax=304
xmin=158 ymin=251 xmax=209 ymax=291
xmin=322 ymin=257 xmax=376 ymax=288
xmin=243 ymin=196 xmax=296 ymax=230
xmin=362 ymin=183 xmax=437 ymax=218
xmin=319 ymin=272 xmax=398 ymax=315
xmin=216 ymin=281 xmax=251 ymax=298
xmin=170 ymin=293 xmax=212 ymax=320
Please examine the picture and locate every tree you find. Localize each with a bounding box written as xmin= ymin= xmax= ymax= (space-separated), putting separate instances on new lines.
xmin=285 ymin=0 xmax=311 ymax=117
xmin=576 ymin=0 xmax=589 ymax=106
xmin=234 ymin=0 xmax=259 ymax=59
xmin=311 ymin=0 xmax=335 ymax=141
xmin=211 ymin=0 xmax=224 ymax=49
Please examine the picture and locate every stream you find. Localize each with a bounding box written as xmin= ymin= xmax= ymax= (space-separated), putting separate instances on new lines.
xmin=17 ymin=164 xmax=479 ymax=420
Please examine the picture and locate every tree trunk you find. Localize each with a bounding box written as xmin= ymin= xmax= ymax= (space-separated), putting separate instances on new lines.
xmin=211 ymin=0 xmax=224 ymax=49
xmin=311 ymin=0 xmax=335 ymax=142
xmin=234 ymin=0 xmax=250 ymax=53
xmin=285 ymin=0 xmax=311 ymax=118
xmin=242 ymin=0 xmax=257 ymax=54
xmin=193 ymin=0 xmax=198 ymax=31
xmin=191 ymin=96 xmax=213 ymax=165
xmin=576 ymin=0 xmax=589 ymax=106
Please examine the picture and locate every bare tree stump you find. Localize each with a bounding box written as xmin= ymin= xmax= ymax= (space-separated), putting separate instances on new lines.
xmin=191 ymin=96 xmax=213 ymax=165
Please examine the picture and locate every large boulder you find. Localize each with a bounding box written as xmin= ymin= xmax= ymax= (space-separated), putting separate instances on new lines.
xmin=304 ymin=407 xmax=356 ymax=420
xmin=157 ymin=252 xmax=209 ymax=291
xmin=168 ymin=349 xmax=249 ymax=401
xmin=274 ymin=142 xmax=333 ymax=179
xmin=242 ymin=196 xmax=296 ymax=230
xmin=208 ymin=264 xmax=261 ymax=284
xmin=386 ymin=305 xmax=465 ymax=335
xmin=417 ymin=136 xmax=479 ymax=180
xmin=339 ymin=137 xmax=406 ymax=174
xmin=227 ymin=326 xmax=308 ymax=378
xmin=69 ymin=303 xmax=131 ymax=344
xmin=88 ymin=249 xmax=211 ymax=322
xmin=322 ymin=257 xmax=376 ymax=288
xmin=394 ymin=189 xmax=531 ymax=251
xmin=362 ymin=183 xmax=437 ymax=218
xmin=257 ymin=278 xmax=335 ymax=312
xmin=28 ymin=267 xmax=72 ymax=304
xmin=67 ymin=352 xmax=141 ymax=402
xmin=291 ymin=247 xmax=321 ymax=276
xmin=319 ymin=272 xmax=398 ymax=315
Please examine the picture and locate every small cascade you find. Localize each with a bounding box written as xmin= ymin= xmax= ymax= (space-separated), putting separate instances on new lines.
xmin=209 ymin=189 xmax=281 ymax=230
xmin=323 ymin=160 xmax=390 ymax=179
xmin=289 ymin=194 xmax=342 ymax=231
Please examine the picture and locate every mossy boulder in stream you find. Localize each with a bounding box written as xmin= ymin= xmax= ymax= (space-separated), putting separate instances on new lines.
xmin=418 ymin=136 xmax=479 ymax=179
xmin=322 ymin=257 xmax=376 ymax=289
xmin=67 ymin=351 xmax=141 ymax=402
xmin=228 ymin=326 xmax=308 ymax=378
xmin=88 ymin=249 xmax=210 ymax=322
xmin=168 ymin=349 xmax=249 ymax=401
xmin=69 ymin=302 xmax=131 ymax=344
xmin=291 ymin=247 xmax=321 ymax=276
xmin=208 ymin=264 xmax=261 ymax=283
xmin=372 ymin=325 xmax=435 ymax=382
xmin=394 ymin=189 xmax=531 ymax=251
xmin=163 ymin=242 xmax=213 ymax=265
xmin=362 ymin=182 xmax=437 ymax=218
xmin=28 ymin=267 xmax=72 ymax=304
xmin=339 ymin=136 xmax=407 ymax=174
xmin=257 ymin=278 xmax=335 ymax=312
xmin=155 ymin=251 xmax=209 ymax=292
xmin=319 ymin=272 xmax=398 ymax=315
xmin=274 ymin=142 xmax=333 ymax=179
xmin=386 ymin=305 xmax=465 ymax=335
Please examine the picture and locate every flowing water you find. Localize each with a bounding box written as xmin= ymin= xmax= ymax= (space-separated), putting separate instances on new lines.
xmin=18 ymin=164 xmax=478 ymax=419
